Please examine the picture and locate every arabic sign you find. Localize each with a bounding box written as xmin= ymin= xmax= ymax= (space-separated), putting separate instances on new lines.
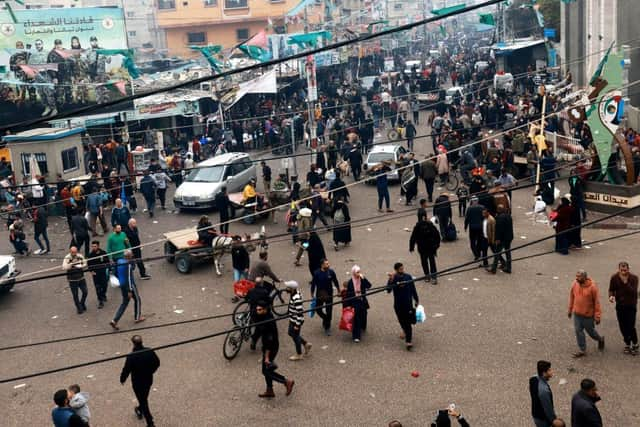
xmin=0 ymin=7 xmax=129 ymax=126
xmin=134 ymin=100 xmax=200 ymax=120
xmin=0 ymin=7 xmax=126 ymax=51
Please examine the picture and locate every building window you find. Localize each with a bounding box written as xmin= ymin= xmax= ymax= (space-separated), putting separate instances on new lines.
xmin=187 ymin=32 xmax=207 ymax=44
xmin=61 ymin=148 xmax=79 ymax=173
xmin=20 ymin=153 xmax=48 ymax=176
xmin=225 ymin=0 xmax=248 ymax=9
xmin=393 ymin=2 xmax=403 ymax=9
xmin=236 ymin=28 xmax=249 ymax=41
xmin=157 ymin=0 xmax=176 ymax=10
xmin=204 ymin=0 xmax=217 ymax=5
xmin=128 ymin=31 xmax=137 ymax=37
xmin=127 ymin=11 xmax=135 ymax=17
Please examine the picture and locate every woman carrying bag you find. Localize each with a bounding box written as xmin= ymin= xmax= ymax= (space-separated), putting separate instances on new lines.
xmin=344 ymin=265 xmax=372 ymax=343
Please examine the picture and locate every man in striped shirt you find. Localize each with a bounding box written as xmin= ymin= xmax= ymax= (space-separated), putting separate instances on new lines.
xmin=285 ymin=281 xmax=312 ymax=361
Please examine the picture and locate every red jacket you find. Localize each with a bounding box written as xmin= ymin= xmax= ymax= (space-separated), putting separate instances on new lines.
xmin=568 ymin=279 xmax=602 ymax=322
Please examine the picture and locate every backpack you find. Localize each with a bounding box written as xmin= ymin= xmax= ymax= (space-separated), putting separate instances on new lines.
xmin=444 ymin=222 xmax=457 ymax=242
xmin=334 ymin=207 xmax=345 ymax=224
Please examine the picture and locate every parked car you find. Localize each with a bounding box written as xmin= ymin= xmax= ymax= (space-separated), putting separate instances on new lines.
xmin=173 ymin=152 xmax=256 ymax=210
xmin=0 ymin=255 xmax=18 ymax=294
xmin=445 ymin=86 xmax=465 ymax=104
xmin=364 ymin=144 xmax=408 ymax=182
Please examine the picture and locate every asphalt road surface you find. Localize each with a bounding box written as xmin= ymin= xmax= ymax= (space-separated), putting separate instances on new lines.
xmin=1 ymin=120 xmax=639 ymax=426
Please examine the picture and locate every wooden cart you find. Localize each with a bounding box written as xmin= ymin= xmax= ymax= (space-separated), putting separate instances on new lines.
xmin=163 ymin=228 xmax=213 ymax=274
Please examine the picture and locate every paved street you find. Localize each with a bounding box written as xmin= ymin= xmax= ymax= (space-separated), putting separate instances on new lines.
xmin=1 ymin=122 xmax=640 ymax=426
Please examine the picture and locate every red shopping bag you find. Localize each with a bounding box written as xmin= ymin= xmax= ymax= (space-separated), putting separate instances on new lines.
xmin=339 ymin=306 xmax=355 ymax=332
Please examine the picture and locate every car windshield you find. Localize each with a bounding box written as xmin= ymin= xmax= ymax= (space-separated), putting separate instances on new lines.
xmin=368 ymin=152 xmax=394 ymax=163
xmin=185 ymin=165 xmax=225 ymax=182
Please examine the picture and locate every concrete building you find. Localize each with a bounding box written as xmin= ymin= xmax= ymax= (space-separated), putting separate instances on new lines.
xmin=18 ymin=0 xmax=166 ymax=49
xmin=560 ymin=0 xmax=640 ymax=107
xmin=156 ymin=0 xmax=300 ymax=58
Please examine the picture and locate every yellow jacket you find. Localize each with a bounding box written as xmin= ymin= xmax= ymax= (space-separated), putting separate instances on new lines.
xmin=242 ymin=184 xmax=256 ymax=201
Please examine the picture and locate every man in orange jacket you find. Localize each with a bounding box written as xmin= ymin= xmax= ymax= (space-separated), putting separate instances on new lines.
xmin=568 ymin=269 xmax=605 ymax=358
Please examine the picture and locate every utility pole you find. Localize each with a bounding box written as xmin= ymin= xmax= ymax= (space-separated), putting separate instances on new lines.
xmin=421 ymin=0 xmax=428 ymax=69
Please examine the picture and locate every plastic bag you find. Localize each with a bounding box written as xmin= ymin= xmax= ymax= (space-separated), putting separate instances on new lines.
xmin=339 ymin=306 xmax=355 ymax=332
xmin=415 ymin=304 xmax=426 ymax=323
xmin=109 ymin=274 xmax=120 ymax=288
xmin=309 ymin=298 xmax=316 ymax=318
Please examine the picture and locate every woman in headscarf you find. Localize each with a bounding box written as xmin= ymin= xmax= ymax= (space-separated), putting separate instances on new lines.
xmin=344 ymin=265 xmax=372 ymax=342
xmin=197 ymin=215 xmax=217 ymax=246
xmin=331 ymin=196 xmax=351 ymax=251
xmin=306 ymin=231 xmax=326 ymax=277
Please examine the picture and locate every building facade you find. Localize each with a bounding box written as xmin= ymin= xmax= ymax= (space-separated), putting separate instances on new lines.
xmin=156 ymin=0 xmax=300 ymax=57
xmin=561 ymin=0 xmax=640 ymax=107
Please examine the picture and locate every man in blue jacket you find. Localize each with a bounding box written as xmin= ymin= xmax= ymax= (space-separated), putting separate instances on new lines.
xmin=571 ymin=379 xmax=602 ymax=427
xmin=110 ymin=250 xmax=145 ymax=330
xmin=530 ymin=360 xmax=557 ymax=427
xmin=386 ymin=262 xmax=419 ymax=350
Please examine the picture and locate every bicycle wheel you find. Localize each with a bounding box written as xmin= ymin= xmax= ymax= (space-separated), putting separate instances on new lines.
xmin=271 ymin=289 xmax=288 ymax=317
xmin=446 ymin=173 xmax=459 ymax=192
xmin=223 ymin=327 xmax=244 ymax=360
xmin=232 ymin=301 xmax=250 ymax=326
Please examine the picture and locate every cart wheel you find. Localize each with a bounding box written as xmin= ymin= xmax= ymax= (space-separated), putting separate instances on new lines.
xmin=175 ymin=254 xmax=193 ymax=274
xmin=223 ymin=327 xmax=244 ymax=360
xmin=164 ymin=242 xmax=176 ymax=264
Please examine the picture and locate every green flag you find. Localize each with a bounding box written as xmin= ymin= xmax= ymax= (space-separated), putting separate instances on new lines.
xmin=439 ymin=24 xmax=447 ymax=37
xmin=479 ymin=13 xmax=495 ymax=26
xmin=431 ymin=3 xmax=466 ymax=16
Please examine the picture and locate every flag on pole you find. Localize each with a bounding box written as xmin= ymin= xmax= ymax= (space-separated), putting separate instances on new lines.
xmin=479 ymin=13 xmax=495 ymax=26
xmin=431 ymin=3 xmax=466 ymax=16
xmin=244 ymin=30 xmax=268 ymax=48
xmin=267 ymin=17 xmax=274 ymax=31
xmin=439 ymin=24 xmax=447 ymax=37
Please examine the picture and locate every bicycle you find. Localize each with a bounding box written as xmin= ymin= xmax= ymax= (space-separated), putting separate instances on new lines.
xmin=223 ymin=310 xmax=252 ymax=360
xmin=231 ymin=281 xmax=287 ymax=326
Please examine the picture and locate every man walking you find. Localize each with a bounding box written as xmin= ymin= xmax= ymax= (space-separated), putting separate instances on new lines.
xmin=310 ymin=258 xmax=340 ymax=336
xmin=120 ymin=335 xmax=160 ymax=427
xmin=215 ymin=187 xmax=231 ymax=234
xmin=52 ymin=389 xmax=86 ymax=427
xmin=70 ymin=209 xmax=91 ymax=257
xmin=489 ymin=204 xmax=513 ymax=274
xmin=139 ymin=170 xmax=157 ymax=218
xmin=571 ymin=379 xmax=602 ymax=427
xmin=33 ymin=205 xmax=50 ymax=255
xmin=530 ymin=360 xmax=557 ymax=427
xmin=464 ymin=197 xmax=484 ymax=261
xmin=386 ymin=262 xmax=419 ymax=350
xmin=409 ymin=213 xmax=441 ymax=284
xmin=110 ymin=250 xmax=145 ymax=329
xmin=153 ymin=169 xmax=172 ymax=210
xmin=433 ymin=193 xmax=452 ymax=240
xmin=568 ymin=270 xmax=605 ymax=358
xmin=254 ymin=301 xmax=295 ymax=398
xmin=125 ymin=218 xmax=151 ymax=280
xmin=479 ymin=208 xmax=495 ymax=269
xmin=261 ymin=161 xmax=272 ymax=195
xmin=107 ymin=224 xmax=130 ymax=264
xmin=421 ymin=157 xmax=437 ymax=203
xmin=285 ymin=280 xmax=311 ymax=361
xmin=62 ymin=246 xmax=88 ymax=314
xmin=88 ymin=241 xmax=109 ymax=309
xmin=608 ymin=261 xmax=639 ymax=355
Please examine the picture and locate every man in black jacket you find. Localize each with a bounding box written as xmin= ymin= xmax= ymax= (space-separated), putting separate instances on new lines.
xmin=571 ymin=378 xmax=602 ymax=427
xmin=254 ymin=301 xmax=295 ymax=398
xmin=464 ymin=197 xmax=484 ymax=260
xmin=409 ymin=214 xmax=441 ymax=284
xmin=433 ymin=193 xmax=452 ymax=239
xmin=489 ymin=204 xmax=513 ymax=274
xmin=386 ymin=262 xmax=419 ymax=350
xmin=88 ymin=240 xmax=109 ymax=308
xmin=215 ymin=186 xmax=231 ymax=234
xmin=70 ymin=209 xmax=91 ymax=257
xmin=120 ymin=335 xmax=160 ymax=427
xmin=125 ymin=219 xmax=151 ymax=280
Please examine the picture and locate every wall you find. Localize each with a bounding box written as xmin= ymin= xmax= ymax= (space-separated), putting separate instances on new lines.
xmin=8 ymin=136 xmax=85 ymax=181
xmin=617 ymin=0 xmax=640 ymax=107
xmin=165 ymin=20 xmax=269 ymax=57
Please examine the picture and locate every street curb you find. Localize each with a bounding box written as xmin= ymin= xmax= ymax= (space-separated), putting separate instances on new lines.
xmin=587 ymin=222 xmax=640 ymax=230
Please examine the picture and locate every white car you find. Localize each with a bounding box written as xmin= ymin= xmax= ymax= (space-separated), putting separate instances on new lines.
xmin=0 ymin=255 xmax=18 ymax=294
xmin=173 ymin=152 xmax=256 ymax=210
xmin=364 ymin=144 xmax=408 ymax=182
xmin=445 ymin=86 xmax=465 ymax=104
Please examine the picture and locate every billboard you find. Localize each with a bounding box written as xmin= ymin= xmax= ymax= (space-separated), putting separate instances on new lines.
xmin=0 ymin=7 xmax=132 ymax=127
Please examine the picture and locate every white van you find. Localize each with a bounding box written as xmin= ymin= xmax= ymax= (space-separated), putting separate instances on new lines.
xmin=364 ymin=144 xmax=408 ymax=182
xmin=173 ymin=152 xmax=256 ymax=210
